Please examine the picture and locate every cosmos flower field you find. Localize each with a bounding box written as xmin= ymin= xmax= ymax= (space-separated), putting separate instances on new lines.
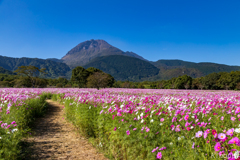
xmin=1 ymin=88 xmax=240 ymax=159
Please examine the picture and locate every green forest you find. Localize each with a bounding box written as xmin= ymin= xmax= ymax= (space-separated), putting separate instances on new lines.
xmin=1 ymin=64 xmax=240 ymax=90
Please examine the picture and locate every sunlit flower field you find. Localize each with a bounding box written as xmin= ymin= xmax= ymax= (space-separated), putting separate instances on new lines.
xmin=2 ymin=88 xmax=240 ymax=159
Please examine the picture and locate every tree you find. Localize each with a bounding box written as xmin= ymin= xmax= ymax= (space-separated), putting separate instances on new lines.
xmin=86 ymin=72 xmax=111 ymax=90
xmin=86 ymin=67 xmax=102 ymax=75
xmin=174 ymin=75 xmax=192 ymax=89
xmin=71 ymin=66 xmax=89 ymax=88
xmin=14 ymin=65 xmax=47 ymax=87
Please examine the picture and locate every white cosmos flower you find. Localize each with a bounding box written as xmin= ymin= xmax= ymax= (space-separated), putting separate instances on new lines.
xmin=89 ymin=106 xmax=91 ymax=109
xmin=160 ymin=123 xmax=163 ymax=126
xmin=170 ymin=142 xmax=173 ymax=145
xmin=140 ymin=113 xmax=143 ymax=117
xmin=141 ymin=119 xmax=144 ymax=123
xmin=235 ymin=128 xmax=240 ymax=133
xmin=234 ymin=150 xmax=239 ymax=159
xmin=178 ymin=137 xmax=181 ymax=141
xmin=181 ymin=136 xmax=185 ymax=139
xmin=150 ymin=119 xmax=154 ymax=123
xmin=12 ymin=129 xmax=18 ymax=133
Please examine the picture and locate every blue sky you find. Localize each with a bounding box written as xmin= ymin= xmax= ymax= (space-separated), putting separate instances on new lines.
xmin=0 ymin=0 xmax=240 ymax=65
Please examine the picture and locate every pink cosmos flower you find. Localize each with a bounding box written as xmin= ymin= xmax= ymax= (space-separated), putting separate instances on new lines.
xmin=221 ymin=116 xmax=224 ymax=121
xmin=236 ymin=108 xmax=240 ymax=114
xmin=160 ymin=118 xmax=164 ymax=122
xmin=133 ymin=128 xmax=137 ymax=131
xmin=175 ymin=125 xmax=180 ymax=132
xmin=11 ymin=121 xmax=16 ymax=125
xmin=227 ymin=128 xmax=234 ymax=136
xmin=152 ymin=149 xmax=156 ymax=153
xmin=159 ymin=147 xmax=166 ymax=150
xmin=113 ymin=127 xmax=117 ymax=131
xmin=219 ymin=151 xmax=225 ymax=156
xmin=146 ymin=128 xmax=150 ymax=132
xmin=218 ymin=133 xmax=226 ymax=140
xmin=231 ymin=117 xmax=236 ymax=121
xmin=185 ymin=122 xmax=190 ymax=127
xmin=156 ymin=152 xmax=162 ymax=159
xmin=184 ymin=115 xmax=189 ymax=121
xmin=214 ymin=142 xmax=221 ymax=152
xmin=195 ymin=131 xmax=203 ymax=138
xmin=126 ymin=130 xmax=130 ymax=135
xmin=204 ymin=132 xmax=208 ymax=139
xmin=228 ymin=137 xmax=240 ymax=145
xmin=192 ymin=142 xmax=195 ymax=149
xmin=172 ymin=117 xmax=177 ymax=122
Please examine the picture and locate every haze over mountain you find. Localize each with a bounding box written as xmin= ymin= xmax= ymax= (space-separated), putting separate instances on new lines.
xmin=61 ymin=39 xmax=147 ymax=68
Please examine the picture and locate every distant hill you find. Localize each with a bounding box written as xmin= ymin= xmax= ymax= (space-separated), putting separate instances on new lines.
xmin=46 ymin=58 xmax=63 ymax=63
xmin=149 ymin=59 xmax=240 ymax=80
xmin=61 ymin=39 xmax=147 ymax=68
xmin=0 ymin=66 xmax=14 ymax=75
xmin=0 ymin=55 xmax=71 ymax=79
xmin=83 ymin=55 xmax=159 ymax=81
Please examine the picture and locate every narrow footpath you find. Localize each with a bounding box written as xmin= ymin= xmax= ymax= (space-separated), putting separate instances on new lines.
xmin=21 ymin=100 xmax=108 ymax=160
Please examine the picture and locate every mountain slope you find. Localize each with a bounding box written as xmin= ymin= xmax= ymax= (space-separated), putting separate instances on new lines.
xmin=83 ymin=55 xmax=159 ymax=81
xmin=0 ymin=66 xmax=14 ymax=75
xmin=151 ymin=59 xmax=240 ymax=79
xmin=0 ymin=55 xmax=71 ymax=78
xmin=61 ymin=39 xmax=147 ymax=68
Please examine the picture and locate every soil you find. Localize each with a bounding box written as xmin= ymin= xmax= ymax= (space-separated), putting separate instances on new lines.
xmin=20 ymin=100 xmax=109 ymax=160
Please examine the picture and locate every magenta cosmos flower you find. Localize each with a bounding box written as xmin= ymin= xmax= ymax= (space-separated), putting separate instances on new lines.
xmin=126 ymin=130 xmax=130 ymax=135
xmin=195 ymin=131 xmax=203 ymax=138
xmin=218 ymin=133 xmax=226 ymax=140
xmin=184 ymin=115 xmax=189 ymax=121
xmin=156 ymin=152 xmax=162 ymax=159
xmin=214 ymin=142 xmax=221 ymax=152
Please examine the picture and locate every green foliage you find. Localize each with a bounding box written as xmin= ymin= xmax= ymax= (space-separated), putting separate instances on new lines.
xmin=71 ymin=66 xmax=89 ymax=88
xmin=14 ymin=65 xmax=47 ymax=87
xmin=87 ymin=72 xmax=113 ymax=90
xmin=83 ymin=55 xmax=159 ymax=81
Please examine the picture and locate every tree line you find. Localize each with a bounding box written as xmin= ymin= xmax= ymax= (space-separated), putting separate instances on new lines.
xmin=0 ymin=65 xmax=240 ymax=90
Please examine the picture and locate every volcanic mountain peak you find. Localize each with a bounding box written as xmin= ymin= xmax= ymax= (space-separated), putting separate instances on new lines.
xmin=61 ymin=39 xmax=146 ymax=68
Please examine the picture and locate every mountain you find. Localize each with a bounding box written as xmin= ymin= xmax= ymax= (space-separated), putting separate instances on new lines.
xmin=83 ymin=55 xmax=159 ymax=81
xmin=0 ymin=55 xmax=71 ymax=79
xmin=0 ymin=66 xmax=14 ymax=75
xmin=61 ymin=39 xmax=147 ymax=68
xmin=149 ymin=59 xmax=240 ymax=80
xmin=46 ymin=58 xmax=63 ymax=63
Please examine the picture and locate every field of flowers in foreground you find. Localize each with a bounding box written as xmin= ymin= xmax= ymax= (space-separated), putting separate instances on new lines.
xmin=51 ymin=88 xmax=240 ymax=160
xmin=0 ymin=88 xmax=52 ymax=159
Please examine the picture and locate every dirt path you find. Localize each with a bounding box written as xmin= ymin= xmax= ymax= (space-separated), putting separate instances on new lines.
xmin=21 ymin=100 xmax=108 ymax=160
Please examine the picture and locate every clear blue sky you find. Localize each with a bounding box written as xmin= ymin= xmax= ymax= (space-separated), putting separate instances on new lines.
xmin=0 ymin=0 xmax=240 ymax=65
